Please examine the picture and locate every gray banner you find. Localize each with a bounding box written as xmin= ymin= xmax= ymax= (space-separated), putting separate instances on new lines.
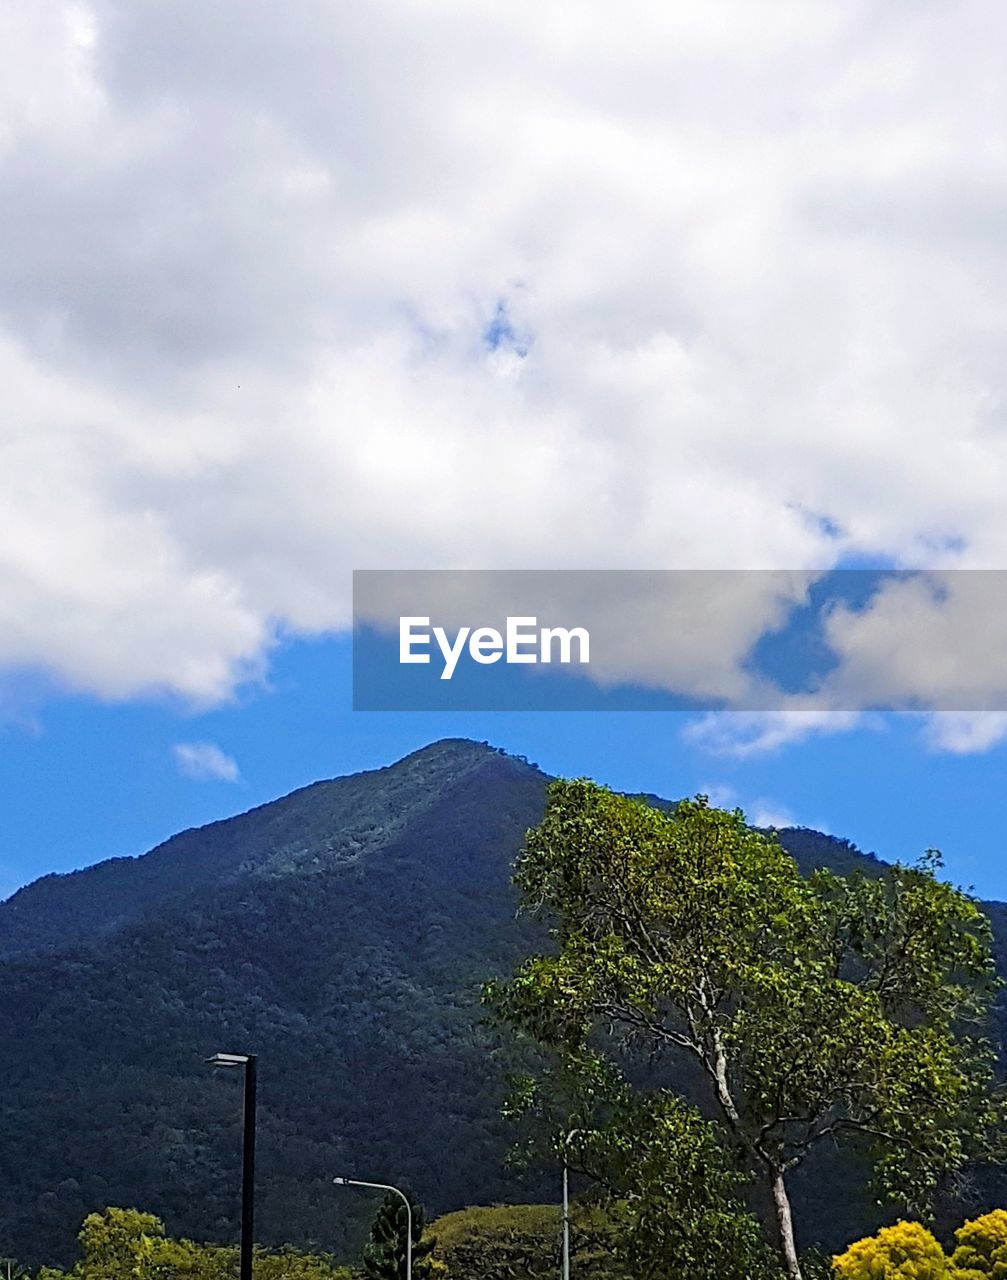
xmin=353 ymin=569 xmax=1007 ymax=712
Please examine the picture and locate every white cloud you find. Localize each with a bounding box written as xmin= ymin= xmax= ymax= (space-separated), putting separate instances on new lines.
xmin=684 ymin=709 xmax=864 ymax=758
xmin=3 ymin=3 xmax=1007 ymax=705
xmin=750 ymin=801 xmax=799 ymax=831
xmin=819 ymin=573 xmax=1007 ymax=712
xmin=696 ymin=783 xmax=814 ymax=833
xmin=698 ymin=783 xmax=738 ymax=809
xmin=921 ymin=712 xmax=1007 ymax=755
xmin=172 ymin=741 xmax=241 ymax=783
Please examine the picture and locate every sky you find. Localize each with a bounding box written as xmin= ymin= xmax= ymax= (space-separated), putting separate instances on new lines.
xmin=2 ymin=2 xmax=1007 ymax=900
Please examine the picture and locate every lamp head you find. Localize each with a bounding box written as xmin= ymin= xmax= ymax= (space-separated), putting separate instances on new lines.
xmin=205 ymin=1053 xmax=250 ymax=1067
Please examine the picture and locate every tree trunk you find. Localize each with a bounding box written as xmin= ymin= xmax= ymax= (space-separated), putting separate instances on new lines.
xmin=770 ymin=1170 xmax=803 ymax=1280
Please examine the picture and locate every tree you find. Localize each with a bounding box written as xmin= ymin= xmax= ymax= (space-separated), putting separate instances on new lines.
xmin=36 ymin=1207 xmax=352 ymax=1280
xmin=833 ymin=1221 xmax=951 ymax=1279
xmin=950 ymin=1209 xmax=1007 ymax=1276
xmin=578 ymin=1075 xmax=779 ymax=1279
xmin=36 ymin=1207 xmax=171 ymax=1280
xmin=361 ymin=1192 xmax=435 ymax=1280
xmin=504 ymin=1053 xmax=777 ymax=1280
xmin=486 ymin=781 xmax=1002 ymax=1280
xmin=428 ymin=1203 xmax=620 ymax=1280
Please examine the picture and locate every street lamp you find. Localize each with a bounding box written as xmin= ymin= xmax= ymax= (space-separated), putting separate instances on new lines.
xmin=561 ymin=1129 xmax=584 ymax=1280
xmin=206 ymin=1053 xmax=257 ymax=1280
xmin=333 ymin=1177 xmax=412 ymax=1280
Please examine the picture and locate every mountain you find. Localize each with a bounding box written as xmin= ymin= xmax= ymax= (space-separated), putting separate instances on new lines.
xmin=0 ymin=740 xmax=553 ymax=1266
xmin=0 ymin=740 xmax=1000 ymax=1268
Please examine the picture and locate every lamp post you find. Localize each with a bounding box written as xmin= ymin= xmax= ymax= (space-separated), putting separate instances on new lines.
xmin=333 ymin=1177 xmax=412 ymax=1280
xmin=206 ymin=1053 xmax=257 ymax=1280
xmin=561 ymin=1129 xmax=584 ymax=1280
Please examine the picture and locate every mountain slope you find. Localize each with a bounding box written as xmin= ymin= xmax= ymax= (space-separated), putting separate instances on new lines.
xmin=0 ymin=740 xmax=553 ymax=1265
xmin=0 ymin=740 xmax=997 ymax=1267
xmin=0 ymin=739 xmax=512 ymax=961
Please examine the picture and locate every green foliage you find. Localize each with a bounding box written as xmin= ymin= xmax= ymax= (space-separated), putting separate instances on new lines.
xmin=35 ymin=1207 xmax=353 ymax=1280
xmin=796 ymin=1247 xmax=841 ymax=1280
xmin=428 ymin=1203 xmax=618 ymax=1279
xmin=0 ymin=1261 xmax=31 ymax=1280
xmin=487 ymin=781 xmax=1002 ymax=1278
xmin=429 ymin=1203 xmax=559 ymax=1279
xmin=503 ymin=1052 xmax=777 ymax=1279
xmin=583 ymin=1080 xmax=778 ymax=1279
xmin=361 ymin=1193 xmax=435 ymax=1280
xmin=833 ymin=1220 xmax=951 ymax=1279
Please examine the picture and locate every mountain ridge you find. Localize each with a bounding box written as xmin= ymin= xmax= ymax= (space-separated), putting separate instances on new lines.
xmin=0 ymin=738 xmax=513 ymax=960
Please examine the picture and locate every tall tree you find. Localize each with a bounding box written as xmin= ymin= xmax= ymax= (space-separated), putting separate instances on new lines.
xmin=486 ymin=781 xmax=1003 ymax=1280
xmin=361 ymin=1192 xmax=434 ymax=1280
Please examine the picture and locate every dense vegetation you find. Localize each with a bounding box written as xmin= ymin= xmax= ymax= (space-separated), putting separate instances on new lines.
xmin=34 ymin=1208 xmax=354 ymax=1280
xmin=2 ymin=739 xmax=1007 ymax=1270
xmin=488 ymin=782 xmax=1003 ymax=1279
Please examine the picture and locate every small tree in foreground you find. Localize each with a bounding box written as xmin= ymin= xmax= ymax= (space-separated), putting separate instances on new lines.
xmin=833 ymin=1220 xmax=951 ymax=1279
xmin=486 ymin=781 xmax=1003 ymax=1280
xmin=835 ymin=1209 xmax=1007 ymax=1278
xmin=37 ymin=1207 xmax=352 ymax=1280
xmin=949 ymin=1207 xmax=1007 ymax=1276
xmin=362 ymin=1192 xmax=436 ymax=1280
xmin=428 ymin=1203 xmax=619 ymax=1279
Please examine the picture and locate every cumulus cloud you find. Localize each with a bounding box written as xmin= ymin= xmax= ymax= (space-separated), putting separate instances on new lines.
xmin=816 ymin=573 xmax=1007 ymax=708
xmin=698 ymin=784 xmax=739 ymax=809
xmin=684 ymin=709 xmax=864 ymax=757
xmin=695 ymin=783 xmax=809 ymax=833
xmin=3 ymin=2 xmax=1007 ymax=710
xmin=172 ymin=741 xmax=241 ymax=782
xmin=750 ymin=801 xmax=799 ymax=831
xmin=921 ymin=712 xmax=1007 ymax=755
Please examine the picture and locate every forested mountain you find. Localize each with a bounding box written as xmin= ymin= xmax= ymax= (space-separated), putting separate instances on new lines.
xmin=0 ymin=739 xmax=1001 ymax=1267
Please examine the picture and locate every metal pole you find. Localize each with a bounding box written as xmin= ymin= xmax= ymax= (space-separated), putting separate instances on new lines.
xmin=561 ymin=1129 xmax=583 ymax=1280
xmin=404 ymin=1194 xmax=412 ymax=1280
xmin=240 ymin=1055 xmax=257 ymax=1280
xmin=333 ymin=1179 xmax=412 ymax=1280
xmin=561 ymin=1156 xmax=570 ymax=1280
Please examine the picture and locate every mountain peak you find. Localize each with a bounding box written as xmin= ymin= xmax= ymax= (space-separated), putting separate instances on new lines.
xmin=0 ymin=738 xmax=544 ymax=961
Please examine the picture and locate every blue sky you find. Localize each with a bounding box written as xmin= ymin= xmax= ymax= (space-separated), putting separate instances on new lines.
xmin=3 ymin=631 xmax=1006 ymax=903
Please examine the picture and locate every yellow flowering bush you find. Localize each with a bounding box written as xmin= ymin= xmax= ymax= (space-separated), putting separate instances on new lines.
xmin=833 ymin=1220 xmax=950 ymax=1279
xmin=949 ymin=1209 xmax=1007 ymax=1277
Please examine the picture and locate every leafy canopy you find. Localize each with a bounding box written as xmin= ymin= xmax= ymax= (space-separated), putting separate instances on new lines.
xmin=37 ymin=1207 xmax=353 ymax=1280
xmin=362 ymin=1192 xmax=436 ymax=1280
xmin=487 ymin=781 xmax=1002 ymax=1278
